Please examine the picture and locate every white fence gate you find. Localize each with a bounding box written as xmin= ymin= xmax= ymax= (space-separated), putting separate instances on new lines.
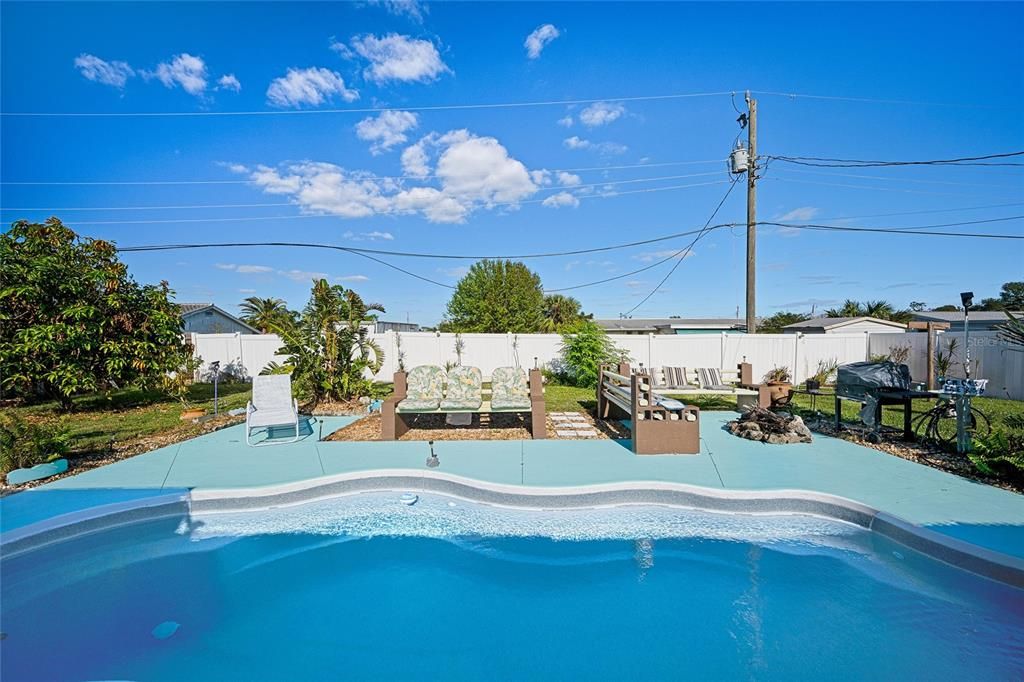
xmin=189 ymin=330 xmax=1023 ymax=399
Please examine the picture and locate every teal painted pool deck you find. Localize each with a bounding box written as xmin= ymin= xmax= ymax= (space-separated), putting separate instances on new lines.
xmin=3 ymin=413 xmax=1023 ymax=560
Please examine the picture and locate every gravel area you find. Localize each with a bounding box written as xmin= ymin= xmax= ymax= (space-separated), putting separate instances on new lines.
xmin=325 ymin=410 xmax=631 ymax=441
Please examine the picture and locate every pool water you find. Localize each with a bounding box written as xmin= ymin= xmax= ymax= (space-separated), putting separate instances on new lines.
xmin=2 ymin=493 xmax=1022 ymax=681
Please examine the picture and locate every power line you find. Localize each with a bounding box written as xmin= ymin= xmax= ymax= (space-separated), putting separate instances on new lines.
xmin=0 ymin=171 xmax=726 ymax=212
xmin=774 ymin=167 xmax=1023 ymax=189
xmin=624 ymin=178 xmax=742 ymax=315
xmin=765 ymin=217 xmax=1024 ymax=238
xmin=768 ymin=176 xmax=1000 ymax=199
xmin=767 ymin=151 xmax=1024 ymax=168
xmin=751 ymin=90 xmax=1000 ymax=109
xmin=811 ymin=201 xmax=1024 ymax=222
xmin=0 ymin=159 xmax=728 ymax=187
xmin=1 ymin=90 xmax=737 ymax=118
xmin=53 ymin=180 xmax=732 ymax=225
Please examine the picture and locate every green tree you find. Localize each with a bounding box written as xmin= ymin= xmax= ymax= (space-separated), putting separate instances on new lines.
xmin=824 ymin=299 xmax=911 ymax=323
xmin=541 ymin=294 xmax=589 ymax=332
xmin=0 ymin=219 xmax=190 ymax=410
xmin=557 ymin=320 xmax=627 ymax=388
xmin=442 ymin=260 xmax=545 ymax=333
xmin=757 ymin=311 xmax=810 ymax=334
xmin=239 ymin=296 xmax=294 ymax=333
xmin=266 ymin=279 xmax=385 ymax=404
xmin=978 ymin=281 xmax=1024 ymax=311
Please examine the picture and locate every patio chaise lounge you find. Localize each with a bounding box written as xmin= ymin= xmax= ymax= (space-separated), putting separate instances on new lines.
xmin=597 ymin=362 xmax=700 ymax=454
xmin=382 ymin=365 xmax=545 ymax=439
xmin=246 ymin=374 xmax=301 ymax=446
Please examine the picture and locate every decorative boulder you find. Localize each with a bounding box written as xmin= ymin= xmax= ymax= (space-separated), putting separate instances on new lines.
xmin=726 ymin=408 xmax=812 ymax=444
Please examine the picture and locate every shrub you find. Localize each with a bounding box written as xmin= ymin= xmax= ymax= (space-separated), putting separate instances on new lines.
xmin=0 ymin=413 xmax=72 ymax=475
xmin=969 ymin=430 xmax=1024 ymax=481
xmin=557 ymin=320 xmax=627 ymax=388
xmin=810 ymin=358 xmax=839 ymax=386
xmin=762 ymin=367 xmax=791 ymax=383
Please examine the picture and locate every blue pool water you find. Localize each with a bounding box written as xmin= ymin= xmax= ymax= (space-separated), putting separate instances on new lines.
xmin=2 ymin=493 xmax=1023 ymax=681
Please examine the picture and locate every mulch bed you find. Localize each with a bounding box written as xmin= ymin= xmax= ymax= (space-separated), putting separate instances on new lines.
xmin=325 ymin=410 xmax=631 ymax=441
xmin=808 ymin=419 xmax=1022 ymax=493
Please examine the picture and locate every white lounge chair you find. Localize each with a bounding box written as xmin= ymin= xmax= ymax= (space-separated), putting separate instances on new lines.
xmin=246 ymin=374 xmax=301 ymax=446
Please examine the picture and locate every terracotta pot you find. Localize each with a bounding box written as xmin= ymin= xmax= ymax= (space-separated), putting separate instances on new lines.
xmin=180 ymin=409 xmax=206 ymax=421
xmin=764 ymin=381 xmax=792 ymax=404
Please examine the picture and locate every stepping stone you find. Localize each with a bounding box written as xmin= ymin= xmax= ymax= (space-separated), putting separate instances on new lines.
xmin=567 ymin=423 xmax=592 ymax=429
xmin=555 ymin=429 xmax=578 ymax=438
xmin=575 ymin=430 xmax=599 ymax=437
xmin=566 ymin=414 xmax=588 ymax=421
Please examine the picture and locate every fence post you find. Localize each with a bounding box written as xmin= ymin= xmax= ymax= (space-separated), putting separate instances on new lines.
xmin=648 ymin=333 xmax=654 ymax=370
xmin=793 ymin=332 xmax=801 ymax=383
xmin=720 ymin=332 xmax=726 ymax=371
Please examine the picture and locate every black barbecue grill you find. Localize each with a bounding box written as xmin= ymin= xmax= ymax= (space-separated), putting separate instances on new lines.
xmin=835 ymin=361 xmax=933 ymax=441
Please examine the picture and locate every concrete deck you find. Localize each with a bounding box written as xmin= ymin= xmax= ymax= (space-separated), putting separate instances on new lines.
xmin=3 ymin=413 xmax=1022 ymax=560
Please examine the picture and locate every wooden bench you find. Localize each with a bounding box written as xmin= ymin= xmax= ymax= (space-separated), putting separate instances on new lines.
xmin=597 ymin=362 xmax=700 ymax=454
xmin=646 ymin=362 xmax=771 ymax=410
xmin=382 ymin=368 xmax=546 ymax=440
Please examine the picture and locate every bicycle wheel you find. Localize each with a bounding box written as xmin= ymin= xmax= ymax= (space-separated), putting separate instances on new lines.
xmin=932 ymin=407 xmax=987 ymax=445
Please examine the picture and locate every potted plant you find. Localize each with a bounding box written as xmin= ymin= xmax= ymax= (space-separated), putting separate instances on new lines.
xmin=762 ymin=366 xmax=793 ymax=404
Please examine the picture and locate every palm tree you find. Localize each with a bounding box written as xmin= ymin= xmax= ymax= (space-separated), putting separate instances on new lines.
xmin=267 ymin=279 xmax=385 ymax=404
xmin=239 ymin=297 xmax=291 ymax=333
xmin=998 ymin=311 xmax=1024 ymax=349
xmin=541 ymin=294 xmax=588 ymax=332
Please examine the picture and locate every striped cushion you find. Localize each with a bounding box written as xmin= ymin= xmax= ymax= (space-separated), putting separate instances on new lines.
xmin=661 ymin=366 xmax=688 ymax=387
xmin=696 ymin=367 xmax=728 ymax=390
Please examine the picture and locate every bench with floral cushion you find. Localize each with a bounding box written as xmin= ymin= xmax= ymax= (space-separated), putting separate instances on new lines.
xmin=382 ymin=365 xmax=546 ymax=439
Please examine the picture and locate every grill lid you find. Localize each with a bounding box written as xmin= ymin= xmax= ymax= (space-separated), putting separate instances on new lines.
xmin=837 ymin=361 xmax=912 ymax=400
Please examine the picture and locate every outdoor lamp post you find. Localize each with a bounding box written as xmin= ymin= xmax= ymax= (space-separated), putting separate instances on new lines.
xmin=956 ymin=292 xmax=974 ymax=454
xmin=210 ymin=360 xmax=221 ymax=416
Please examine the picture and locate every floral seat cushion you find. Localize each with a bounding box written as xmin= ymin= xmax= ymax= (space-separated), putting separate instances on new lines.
xmin=441 ymin=366 xmax=483 ymax=410
xmin=398 ymin=365 xmax=446 ymax=411
xmin=491 ymin=366 xmax=531 ymax=410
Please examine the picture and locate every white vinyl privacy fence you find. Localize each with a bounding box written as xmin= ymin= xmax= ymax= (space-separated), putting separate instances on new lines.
xmin=189 ymin=330 xmax=1022 ymax=399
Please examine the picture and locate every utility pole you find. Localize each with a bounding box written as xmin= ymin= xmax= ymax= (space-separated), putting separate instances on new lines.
xmin=745 ymin=91 xmax=758 ymax=334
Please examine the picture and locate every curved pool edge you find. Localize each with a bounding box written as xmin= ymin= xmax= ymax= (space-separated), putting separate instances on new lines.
xmin=3 ymin=471 xmax=1023 ymax=588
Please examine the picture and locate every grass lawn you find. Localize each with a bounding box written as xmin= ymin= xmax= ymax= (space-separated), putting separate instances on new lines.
xmin=6 ymin=383 xmax=252 ymax=456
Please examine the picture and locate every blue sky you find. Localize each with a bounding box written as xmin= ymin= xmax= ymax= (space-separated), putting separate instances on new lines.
xmin=2 ymin=1 xmax=1022 ymax=325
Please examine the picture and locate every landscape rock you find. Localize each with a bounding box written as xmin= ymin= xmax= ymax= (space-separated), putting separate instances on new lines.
xmin=727 ymin=407 xmax=812 ymax=445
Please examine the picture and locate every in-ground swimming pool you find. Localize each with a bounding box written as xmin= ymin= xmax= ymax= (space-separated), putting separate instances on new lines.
xmin=2 ymin=492 xmax=1022 ymax=681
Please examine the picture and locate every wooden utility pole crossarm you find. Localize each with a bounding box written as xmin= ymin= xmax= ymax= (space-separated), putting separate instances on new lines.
xmin=745 ymin=91 xmax=758 ymax=335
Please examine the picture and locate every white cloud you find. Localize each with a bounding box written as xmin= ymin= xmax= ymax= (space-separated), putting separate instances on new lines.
xmin=401 ymin=139 xmax=432 ymax=177
xmin=531 ymin=170 xmax=553 ymax=186
xmin=439 ymin=265 xmax=470 ymax=278
xmin=557 ymin=115 xmax=574 ymax=127
xmin=266 ymin=67 xmax=358 ymax=108
xmin=366 ymin=0 xmax=426 ymax=22
xmin=279 ymin=269 xmax=330 ymax=282
xmin=524 ymin=24 xmax=560 ymax=59
xmin=74 ymin=54 xmax=134 ymax=88
xmin=777 ymin=206 xmax=820 ymax=221
xmin=217 ymin=74 xmax=241 ymax=92
xmin=633 ymin=250 xmax=696 ymax=263
xmin=347 ymin=33 xmax=449 ymax=84
xmin=562 ymin=136 xmax=628 ymax=155
xmin=239 ymin=288 xmax=257 ymax=294
xmin=579 ymin=101 xmax=625 ymax=127
xmin=343 ymin=230 xmax=395 ymax=241
xmin=625 ymin=280 xmax=646 ymax=288
xmin=336 ymin=274 xmax=370 ymax=282
xmin=216 ymin=263 xmax=275 ymax=274
xmin=542 ymin=192 xmax=580 ymax=209
xmin=556 ymin=171 xmax=581 ymax=186
xmin=251 ymin=130 xmax=538 ymax=224
xmin=356 ymin=110 xmax=419 ymax=154
xmin=152 ymin=53 xmax=208 ymax=96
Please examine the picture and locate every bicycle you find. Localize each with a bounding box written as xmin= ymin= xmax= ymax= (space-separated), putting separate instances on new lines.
xmin=912 ymin=396 xmax=991 ymax=446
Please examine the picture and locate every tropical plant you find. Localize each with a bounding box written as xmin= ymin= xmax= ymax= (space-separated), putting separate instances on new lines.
xmin=160 ymin=343 xmax=204 ymax=407
xmin=997 ymin=311 xmax=1024 ymax=349
xmin=757 ymin=311 xmax=810 ymax=334
xmin=809 ymin=358 xmax=839 ymax=386
xmin=0 ymin=412 xmax=72 ymax=475
xmin=441 ymin=260 xmax=545 ymax=333
xmin=453 ymin=333 xmax=465 ymax=366
xmin=0 ymin=219 xmax=191 ymax=410
xmin=264 ymin=279 xmax=385 ymax=404
xmin=935 ymin=338 xmax=960 ymax=379
xmin=239 ymin=296 xmax=294 ymax=333
xmin=557 ymin=320 xmax=628 ymax=388
xmin=762 ymin=366 xmax=792 ymax=383
xmin=969 ymin=430 xmax=1024 ymax=480
xmin=824 ymin=299 xmax=912 ymax=323
xmin=395 ymin=331 xmax=406 ymax=373
xmin=541 ymin=294 xmax=589 ymax=332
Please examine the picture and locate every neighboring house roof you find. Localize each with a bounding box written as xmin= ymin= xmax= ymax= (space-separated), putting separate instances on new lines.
xmin=596 ymin=318 xmax=747 ymax=332
xmin=177 ymin=302 xmax=260 ymax=334
xmin=911 ymin=311 xmax=1022 ymax=324
xmin=783 ymin=316 xmax=908 ymax=331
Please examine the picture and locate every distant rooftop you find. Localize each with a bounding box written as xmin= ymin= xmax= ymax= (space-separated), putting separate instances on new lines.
xmin=177 ymin=302 xmax=214 ymax=315
xmin=783 ymin=316 xmax=907 ymax=331
xmin=595 ymin=318 xmax=747 ymax=332
xmin=912 ymin=311 xmax=1022 ymax=323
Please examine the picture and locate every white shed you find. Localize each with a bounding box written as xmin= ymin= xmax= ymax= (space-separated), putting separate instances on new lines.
xmin=782 ymin=316 xmax=907 ymax=334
